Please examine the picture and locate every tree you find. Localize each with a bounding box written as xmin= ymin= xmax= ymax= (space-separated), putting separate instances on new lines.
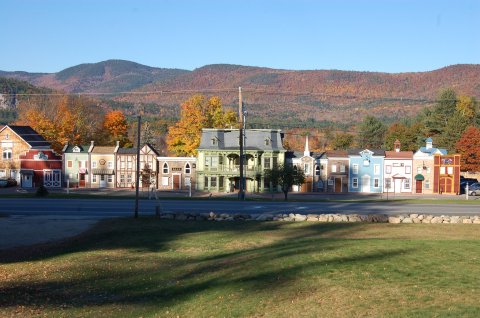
xmin=102 ymin=110 xmax=130 ymax=146
xmin=455 ymin=126 xmax=480 ymax=172
xmin=356 ymin=115 xmax=387 ymax=149
xmin=264 ymin=163 xmax=306 ymax=201
xmin=423 ymin=88 xmax=457 ymax=137
xmin=331 ymin=132 xmax=354 ymax=150
xmin=167 ymin=95 xmax=238 ymax=156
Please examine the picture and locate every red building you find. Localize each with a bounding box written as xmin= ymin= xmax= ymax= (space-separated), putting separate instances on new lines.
xmin=433 ymin=154 xmax=461 ymax=194
xmin=20 ymin=149 xmax=63 ymax=188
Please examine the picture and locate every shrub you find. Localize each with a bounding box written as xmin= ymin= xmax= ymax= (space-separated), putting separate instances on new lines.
xmin=36 ymin=185 xmax=49 ymax=197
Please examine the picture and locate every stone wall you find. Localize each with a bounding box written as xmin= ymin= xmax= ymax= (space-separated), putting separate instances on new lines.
xmin=158 ymin=211 xmax=480 ymax=224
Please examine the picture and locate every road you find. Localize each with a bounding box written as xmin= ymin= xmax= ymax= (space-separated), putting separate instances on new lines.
xmin=1 ymin=198 xmax=480 ymax=219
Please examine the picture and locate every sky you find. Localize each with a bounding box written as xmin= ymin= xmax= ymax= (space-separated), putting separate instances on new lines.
xmin=1 ymin=0 xmax=479 ymax=73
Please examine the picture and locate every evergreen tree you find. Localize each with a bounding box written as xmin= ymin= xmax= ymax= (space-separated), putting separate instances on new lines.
xmin=357 ymin=115 xmax=387 ymax=149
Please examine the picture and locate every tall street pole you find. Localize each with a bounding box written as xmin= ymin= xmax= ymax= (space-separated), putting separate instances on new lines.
xmin=134 ymin=115 xmax=141 ymax=218
xmin=238 ymin=87 xmax=245 ymax=200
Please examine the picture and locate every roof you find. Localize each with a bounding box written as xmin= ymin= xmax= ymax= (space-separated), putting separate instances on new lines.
xmin=325 ymin=150 xmax=349 ymax=158
xmin=2 ymin=125 xmax=51 ymax=149
xmin=63 ymin=144 xmax=89 ymax=154
xmin=384 ymin=150 xmax=413 ymax=159
xmin=91 ymin=146 xmax=116 ymax=154
xmin=418 ymin=147 xmax=447 ymax=155
xmin=348 ymin=148 xmax=385 ymax=156
xmin=198 ymin=129 xmax=286 ymax=152
xmin=117 ymin=147 xmax=138 ymax=154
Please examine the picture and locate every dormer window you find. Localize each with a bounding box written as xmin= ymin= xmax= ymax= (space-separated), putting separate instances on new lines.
xmin=73 ymin=146 xmax=81 ymax=153
xmin=211 ymin=137 xmax=219 ymax=146
xmin=265 ymin=138 xmax=271 ymax=146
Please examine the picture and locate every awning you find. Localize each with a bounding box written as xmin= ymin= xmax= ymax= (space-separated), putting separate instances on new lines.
xmin=414 ymin=174 xmax=425 ymax=181
xmin=78 ymin=168 xmax=87 ymax=174
xmin=392 ymin=174 xmax=406 ymax=179
xmin=20 ymin=169 xmax=34 ymax=175
xmin=92 ymin=169 xmax=114 ymax=175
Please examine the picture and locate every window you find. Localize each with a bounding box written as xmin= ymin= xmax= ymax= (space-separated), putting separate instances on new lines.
xmin=163 ymin=162 xmax=169 ymax=174
xmin=417 ymin=167 xmax=422 ymax=174
xmin=265 ymin=138 xmax=270 ymax=146
xmin=162 ymin=176 xmax=169 ymax=186
xmin=92 ymin=161 xmax=97 ymax=168
xmin=425 ymin=180 xmax=430 ymax=189
xmin=185 ymin=163 xmax=191 ymax=174
xmin=440 ymin=167 xmax=446 ymax=174
xmin=121 ymin=161 xmax=125 ymax=169
xmin=405 ymin=166 xmax=411 ymax=174
xmin=447 ymin=167 xmax=453 ymax=174
xmin=264 ymin=158 xmax=271 ymax=169
xmin=304 ymin=163 xmax=309 ymax=174
xmin=211 ymin=177 xmax=217 ymax=187
xmin=2 ymin=149 xmax=12 ymax=160
xmin=404 ymin=178 xmax=411 ymax=189
xmin=352 ymin=178 xmax=358 ymax=188
xmin=352 ymin=164 xmax=359 ymax=175
xmin=67 ymin=160 xmax=73 ymax=168
xmin=315 ymin=165 xmax=320 ymax=176
xmin=108 ymin=161 xmax=113 ymax=169
xmin=211 ymin=138 xmax=217 ymax=146
xmin=272 ymin=157 xmax=278 ymax=168
xmin=328 ymin=179 xmax=334 ymax=186
xmin=386 ymin=165 xmax=392 ymax=174
xmin=374 ymin=164 xmax=380 ymax=175
xmin=120 ymin=175 xmax=125 ymax=183
xmin=127 ymin=174 xmax=132 ymax=183
xmin=92 ymin=175 xmax=97 ymax=183
xmin=0 ymin=169 xmax=6 ymax=178
xmin=108 ymin=175 xmax=113 ymax=183
xmin=331 ymin=164 xmax=337 ymax=173
xmin=127 ymin=161 xmax=132 ymax=169
xmin=374 ymin=178 xmax=380 ymax=188
xmin=340 ymin=164 xmax=345 ymax=173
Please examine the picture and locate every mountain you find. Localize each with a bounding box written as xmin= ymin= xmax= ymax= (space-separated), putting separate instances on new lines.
xmin=0 ymin=60 xmax=190 ymax=94
xmin=1 ymin=61 xmax=479 ymax=124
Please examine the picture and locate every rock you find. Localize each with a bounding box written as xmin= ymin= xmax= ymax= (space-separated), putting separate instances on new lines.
xmin=306 ymin=214 xmax=319 ymax=221
xmin=176 ymin=213 xmax=188 ymax=221
xmin=402 ymin=218 xmax=413 ymax=224
xmin=473 ymin=219 xmax=480 ymax=224
xmin=410 ymin=214 xmax=419 ymax=219
xmin=430 ymin=217 xmax=443 ymax=224
xmin=348 ymin=215 xmax=362 ymax=222
xmin=449 ymin=216 xmax=460 ymax=224
xmin=160 ymin=213 xmax=175 ymax=220
xmin=412 ymin=218 xmax=422 ymax=224
xmin=294 ymin=214 xmax=307 ymax=222
xmin=318 ymin=214 xmax=328 ymax=222
xmin=463 ymin=218 xmax=473 ymax=224
xmin=417 ymin=214 xmax=424 ymax=220
xmin=388 ymin=217 xmax=401 ymax=224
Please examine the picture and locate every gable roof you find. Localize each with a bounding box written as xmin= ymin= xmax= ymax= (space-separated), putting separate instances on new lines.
xmin=63 ymin=144 xmax=90 ymax=154
xmin=1 ymin=125 xmax=51 ymax=149
xmin=117 ymin=144 xmax=161 ymax=155
xmin=198 ymin=129 xmax=286 ymax=151
xmin=385 ymin=150 xmax=413 ymax=159
xmin=348 ymin=148 xmax=385 ymax=157
xmin=91 ymin=146 xmax=116 ymax=154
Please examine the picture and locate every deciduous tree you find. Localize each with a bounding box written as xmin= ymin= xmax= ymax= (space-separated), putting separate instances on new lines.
xmin=102 ymin=110 xmax=130 ymax=146
xmin=264 ymin=163 xmax=306 ymax=201
xmin=455 ymin=126 xmax=480 ymax=172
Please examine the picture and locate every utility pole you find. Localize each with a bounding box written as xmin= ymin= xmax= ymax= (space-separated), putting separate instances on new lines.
xmin=238 ymin=87 xmax=245 ymax=200
xmin=134 ymin=115 xmax=141 ymax=218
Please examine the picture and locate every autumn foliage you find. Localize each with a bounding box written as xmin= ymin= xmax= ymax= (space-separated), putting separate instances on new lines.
xmin=455 ymin=126 xmax=480 ymax=172
xmin=167 ymin=95 xmax=238 ymax=156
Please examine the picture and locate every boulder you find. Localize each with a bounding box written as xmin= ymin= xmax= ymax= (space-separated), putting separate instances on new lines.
xmin=294 ymin=214 xmax=307 ymax=222
xmin=306 ymin=214 xmax=319 ymax=221
xmin=402 ymin=218 xmax=413 ymax=224
xmin=388 ymin=217 xmax=401 ymax=224
xmin=318 ymin=214 xmax=329 ymax=222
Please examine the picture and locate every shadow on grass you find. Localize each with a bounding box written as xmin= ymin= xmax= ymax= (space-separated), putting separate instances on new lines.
xmin=0 ymin=219 xmax=413 ymax=311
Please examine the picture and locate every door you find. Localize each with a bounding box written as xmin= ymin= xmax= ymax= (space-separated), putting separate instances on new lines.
xmin=79 ymin=173 xmax=86 ymax=187
xmin=334 ymin=178 xmax=342 ymax=192
xmin=415 ymin=180 xmax=422 ymax=193
xmin=22 ymin=175 xmax=33 ymax=188
xmin=173 ymin=174 xmax=180 ymax=189
xmin=99 ymin=175 xmax=107 ymax=188
xmin=362 ymin=176 xmax=371 ymax=193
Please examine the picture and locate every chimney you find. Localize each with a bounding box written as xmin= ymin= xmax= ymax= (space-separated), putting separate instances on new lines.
xmin=304 ymin=135 xmax=310 ymax=157
xmin=116 ymin=140 xmax=120 ymax=147
xmin=394 ymin=139 xmax=401 ymax=152
xmin=88 ymin=140 xmax=94 ymax=152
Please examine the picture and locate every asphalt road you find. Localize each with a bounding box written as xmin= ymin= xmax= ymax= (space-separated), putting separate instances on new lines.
xmin=1 ymin=198 xmax=480 ymax=218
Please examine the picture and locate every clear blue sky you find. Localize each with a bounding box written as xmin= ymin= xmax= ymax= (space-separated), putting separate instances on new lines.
xmin=2 ymin=0 xmax=479 ymax=73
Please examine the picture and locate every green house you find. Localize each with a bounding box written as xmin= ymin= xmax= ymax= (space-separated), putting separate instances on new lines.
xmin=62 ymin=143 xmax=91 ymax=188
xmin=196 ymin=128 xmax=286 ymax=193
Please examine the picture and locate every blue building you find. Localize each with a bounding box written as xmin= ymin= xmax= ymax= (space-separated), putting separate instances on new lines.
xmin=348 ymin=149 xmax=385 ymax=193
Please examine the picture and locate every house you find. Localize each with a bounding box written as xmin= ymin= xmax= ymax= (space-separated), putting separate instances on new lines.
xmin=286 ymin=136 xmax=324 ymax=192
xmin=348 ymin=149 xmax=385 ymax=193
xmin=412 ymin=138 xmax=447 ymax=194
xmin=383 ymin=140 xmax=413 ymax=193
xmin=433 ymin=154 xmax=461 ymax=194
xmin=0 ymin=125 xmax=51 ymax=187
xmin=323 ymin=150 xmax=349 ymax=193
xmin=196 ymin=128 xmax=286 ymax=192
xmin=89 ymin=141 xmax=119 ymax=188
xmin=62 ymin=143 xmax=90 ymax=188
xmin=157 ymin=156 xmax=196 ymax=190
xmin=116 ymin=144 xmax=159 ymax=188
xmin=20 ymin=149 xmax=63 ymax=188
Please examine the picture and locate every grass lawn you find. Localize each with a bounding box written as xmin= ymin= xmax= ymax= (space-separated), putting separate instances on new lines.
xmin=1 ymin=219 xmax=479 ymax=317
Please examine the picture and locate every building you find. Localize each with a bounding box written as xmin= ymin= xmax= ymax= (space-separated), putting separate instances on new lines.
xmin=0 ymin=125 xmax=51 ymax=187
xmin=412 ymin=138 xmax=447 ymax=194
xmin=157 ymin=157 xmax=196 ymax=190
xmin=196 ymin=128 xmax=286 ymax=193
xmin=63 ymin=143 xmax=91 ymax=188
xmin=348 ymin=149 xmax=385 ymax=193
xmin=287 ymin=136 xmax=324 ymax=192
xmin=20 ymin=149 xmax=63 ymax=188
xmin=89 ymin=141 xmax=119 ymax=188
xmin=383 ymin=140 xmax=413 ymax=193
xmin=433 ymin=154 xmax=461 ymax=194
xmin=323 ymin=150 xmax=349 ymax=193
xmin=116 ymin=144 xmax=160 ymax=188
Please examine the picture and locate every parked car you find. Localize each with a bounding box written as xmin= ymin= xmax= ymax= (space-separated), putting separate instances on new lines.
xmin=0 ymin=178 xmax=17 ymax=188
xmin=460 ymin=179 xmax=479 ymax=194
xmin=467 ymin=183 xmax=480 ymax=196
